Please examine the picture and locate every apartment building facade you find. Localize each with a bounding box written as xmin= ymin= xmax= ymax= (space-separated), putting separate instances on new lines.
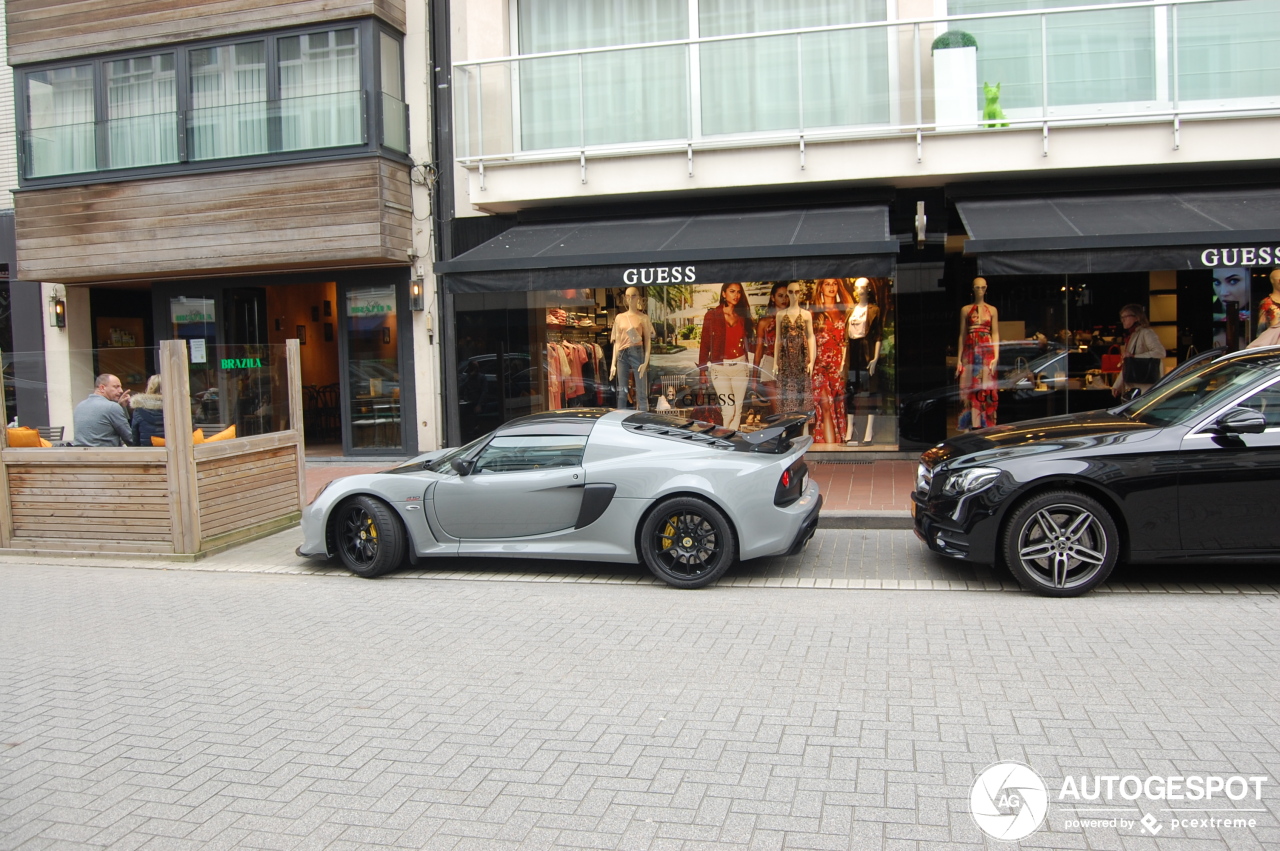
xmin=432 ymin=0 xmax=1280 ymax=453
xmin=6 ymin=0 xmax=441 ymax=455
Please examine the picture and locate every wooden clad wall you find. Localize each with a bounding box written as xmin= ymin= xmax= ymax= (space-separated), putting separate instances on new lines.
xmin=8 ymin=0 xmax=406 ymax=64
xmin=15 ymin=158 xmax=413 ymax=284
xmin=195 ymin=441 xmax=301 ymax=546
xmin=4 ymin=449 xmax=174 ymax=554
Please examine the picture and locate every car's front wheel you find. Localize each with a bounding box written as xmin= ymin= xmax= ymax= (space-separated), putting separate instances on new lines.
xmin=1001 ymin=490 xmax=1119 ymax=596
xmin=332 ymin=495 xmax=406 ymax=578
xmin=640 ymin=497 xmax=737 ymax=589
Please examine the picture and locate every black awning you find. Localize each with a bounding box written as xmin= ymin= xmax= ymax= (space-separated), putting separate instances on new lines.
xmin=435 ymin=205 xmax=897 ymax=292
xmin=958 ymin=188 xmax=1280 ymax=275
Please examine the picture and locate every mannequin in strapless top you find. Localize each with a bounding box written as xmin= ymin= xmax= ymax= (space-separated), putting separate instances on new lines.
xmin=843 ymin=278 xmax=881 ymax=445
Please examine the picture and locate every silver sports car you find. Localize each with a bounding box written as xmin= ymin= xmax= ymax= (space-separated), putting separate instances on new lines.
xmin=298 ymin=408 xmax=822 ymax=588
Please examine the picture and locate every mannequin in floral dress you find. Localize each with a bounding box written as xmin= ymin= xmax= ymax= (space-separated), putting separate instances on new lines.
xmin=810 ymin=278 xmax=850 ymax=444
xmin=773 ymin=281 xmax=815 ymax=419
xmin=752 ymin=282 xmax=789 ymax=414
xmin=956 ymin=277 xmax=1000 ymax=431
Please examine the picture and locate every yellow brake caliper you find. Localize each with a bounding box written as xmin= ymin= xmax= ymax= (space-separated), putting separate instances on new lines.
xmin=661 ymin=516 xmax=676 ymax=550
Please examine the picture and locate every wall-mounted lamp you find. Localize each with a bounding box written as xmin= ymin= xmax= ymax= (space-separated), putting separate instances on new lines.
xmin=410 ymin=279 xmax=425 ymax=311
xmin=48 ymin=296 xmax=66 ymax=328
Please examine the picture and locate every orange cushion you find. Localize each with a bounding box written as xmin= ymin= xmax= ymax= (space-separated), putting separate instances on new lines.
xmin=39 ymin=437 xmax=52 ymax=448
xmin=150 ymin=430 xmax=206 ymax=447
xmin=205 ymin=424 xmax=236 ymax=442
xmin=7 ymin=427 xmax=43 ymax=447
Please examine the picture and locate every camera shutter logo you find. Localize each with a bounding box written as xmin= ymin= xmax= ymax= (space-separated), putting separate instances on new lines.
xmin=970 ymin=762 xmax=1049 ymax=841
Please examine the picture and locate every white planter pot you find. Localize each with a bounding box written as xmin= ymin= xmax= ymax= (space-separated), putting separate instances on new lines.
xmin=933 ymin=46 xmax=978 ymax=130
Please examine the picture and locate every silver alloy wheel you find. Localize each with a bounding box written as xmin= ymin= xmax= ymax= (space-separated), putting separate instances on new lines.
xmin=1014 ymin=503 xmax=1109 ymax=591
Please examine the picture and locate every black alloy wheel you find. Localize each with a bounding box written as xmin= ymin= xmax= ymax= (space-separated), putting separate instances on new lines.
xmin=640 ymin=496 xmax=737 ymax=589
xmin=332 ymin=495 xmax=406 ymax=578
xmin=1001 ymin=490 xmax=1119 ymax=597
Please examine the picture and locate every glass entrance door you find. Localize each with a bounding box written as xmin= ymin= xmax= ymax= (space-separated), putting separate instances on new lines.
xmin=344 ymin=284 xmax=401 ymax=451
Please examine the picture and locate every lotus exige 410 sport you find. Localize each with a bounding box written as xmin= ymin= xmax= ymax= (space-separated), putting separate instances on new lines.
xmin=298 ymin=409 xmax=822 ymax=588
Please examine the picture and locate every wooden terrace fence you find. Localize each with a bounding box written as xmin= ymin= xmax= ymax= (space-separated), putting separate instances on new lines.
xmin=0 ymin=339 xmax=306 ymax=557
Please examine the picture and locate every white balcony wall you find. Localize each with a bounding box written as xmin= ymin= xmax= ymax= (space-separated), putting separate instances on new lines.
xmin=451 ymin=0 xmax=1280 ymax=214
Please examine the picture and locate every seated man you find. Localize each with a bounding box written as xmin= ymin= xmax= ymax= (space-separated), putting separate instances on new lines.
xmin=72 ymin=374 xmax=134 ymax=446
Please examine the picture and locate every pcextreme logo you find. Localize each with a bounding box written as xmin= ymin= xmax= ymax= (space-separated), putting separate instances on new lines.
xmin=969 ymin=762 xmax=1268 ymax=841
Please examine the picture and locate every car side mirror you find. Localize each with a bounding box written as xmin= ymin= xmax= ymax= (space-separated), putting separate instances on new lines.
xmin=450 ymin=457 xmax=476 ymax=476
xmin=1214 ymin=406 xmax=1267 ymax=435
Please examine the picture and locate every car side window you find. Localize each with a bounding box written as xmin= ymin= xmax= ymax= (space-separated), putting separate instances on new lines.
xmin=472 ymin=434 xmax=587 ymax=474
xmin=1234 ymin=383 xmax=1280 ymax=427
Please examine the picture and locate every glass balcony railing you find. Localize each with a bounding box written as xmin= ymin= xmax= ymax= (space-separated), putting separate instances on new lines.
xmin=453 ymin=0 xmax=1280 ymax=164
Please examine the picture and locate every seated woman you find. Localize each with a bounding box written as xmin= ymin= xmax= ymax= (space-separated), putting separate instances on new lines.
xmin=130 ymin=374 xmax=165 ymax=446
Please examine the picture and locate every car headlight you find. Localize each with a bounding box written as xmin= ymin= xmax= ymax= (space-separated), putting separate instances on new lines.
xmin=940 ymin=466 xmax=1001 ymax=497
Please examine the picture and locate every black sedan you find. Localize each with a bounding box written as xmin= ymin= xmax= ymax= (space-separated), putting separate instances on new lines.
xmin=912 ymin=347 xmax=1280 ymax=596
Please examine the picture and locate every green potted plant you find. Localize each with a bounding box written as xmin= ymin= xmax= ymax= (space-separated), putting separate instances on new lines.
xmin=932 ymin=30 xmax=979 ymax=130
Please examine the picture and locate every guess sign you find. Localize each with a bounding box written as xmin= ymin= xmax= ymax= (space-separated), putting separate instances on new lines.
xmin=1198 ymin=247 xmax=1280 ymax=267
xmin=622 ymin=266 xmax=697 ymax=285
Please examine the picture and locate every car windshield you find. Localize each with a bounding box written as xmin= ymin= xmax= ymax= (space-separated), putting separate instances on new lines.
xmin=389 ymin=433 xmax=490 ymax=475
xmin=1124 ymin=359 xmax=1264 ymax=427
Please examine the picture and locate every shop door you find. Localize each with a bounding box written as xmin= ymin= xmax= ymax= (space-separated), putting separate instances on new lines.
xmin=223 ymin=288 xmax=270 ymax=435
xmin=342 ymin=284 xmax=403 ymax=453
xmin=163 ymin=291 xmax=221 ymax=425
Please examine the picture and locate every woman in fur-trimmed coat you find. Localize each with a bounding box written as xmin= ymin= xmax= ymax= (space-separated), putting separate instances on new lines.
xmin=130 ymin=374 xmax=165 ymax=447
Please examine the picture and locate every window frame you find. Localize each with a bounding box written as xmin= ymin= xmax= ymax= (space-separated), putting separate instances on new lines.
xmin=15 ymin=18 xmax=409 ymax=188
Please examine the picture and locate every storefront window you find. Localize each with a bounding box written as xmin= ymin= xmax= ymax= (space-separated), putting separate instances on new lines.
xmin=454 ymin=278 xmax=898 ymax=451
xmin=896 ymin=269 xmax=1202 ymax=448
xmin=346 ymin=285 xmax=401 ymax=450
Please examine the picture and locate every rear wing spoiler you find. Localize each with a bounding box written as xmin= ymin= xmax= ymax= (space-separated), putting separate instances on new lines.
xmin=741 ymin=412 xmax=812 ymax=453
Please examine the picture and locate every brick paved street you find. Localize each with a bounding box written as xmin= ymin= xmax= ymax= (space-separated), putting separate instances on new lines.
xmin=2 ymin=555 xmax=1278 ymax=850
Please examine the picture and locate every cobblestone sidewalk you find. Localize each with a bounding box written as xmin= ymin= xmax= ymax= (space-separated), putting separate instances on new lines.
xmin=5 ymin=525 xmax=1277 ymax=597
xmin=2 ymin=566 xmax=1277 ymax=850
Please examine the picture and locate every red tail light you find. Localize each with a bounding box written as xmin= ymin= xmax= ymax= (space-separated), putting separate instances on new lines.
xmin=781 ymin=470 xmax=791 ymax=488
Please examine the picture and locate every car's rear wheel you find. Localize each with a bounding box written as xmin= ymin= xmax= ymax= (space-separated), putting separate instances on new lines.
xmin=640 ymin=497 xmax=737 ymax=589
xmin=332 ymin=495 xmax=405 ymax=578
xmin=1001 ymin=490 xmax=1118 ymax=597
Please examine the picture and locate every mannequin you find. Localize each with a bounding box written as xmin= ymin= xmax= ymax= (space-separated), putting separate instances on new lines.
xmin=843 ymin=278 xmax=882 ymax=446
xmin=773 ymin=281 xmax=816 ymax=420
xmin=955 ymin=277 xmax=1000 ymax=431
xmin=698 ymin=282 xmax=755 ymax=430
xmin=809 ymin=278 xmax=850 ymax=444
xmin=1258 ymin=269 xmax=1280 ymax=335
xmin=752 ymin=282 xmax=790 ymax=415
xmin=610 ymin=286 xmax=654 ymax=410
